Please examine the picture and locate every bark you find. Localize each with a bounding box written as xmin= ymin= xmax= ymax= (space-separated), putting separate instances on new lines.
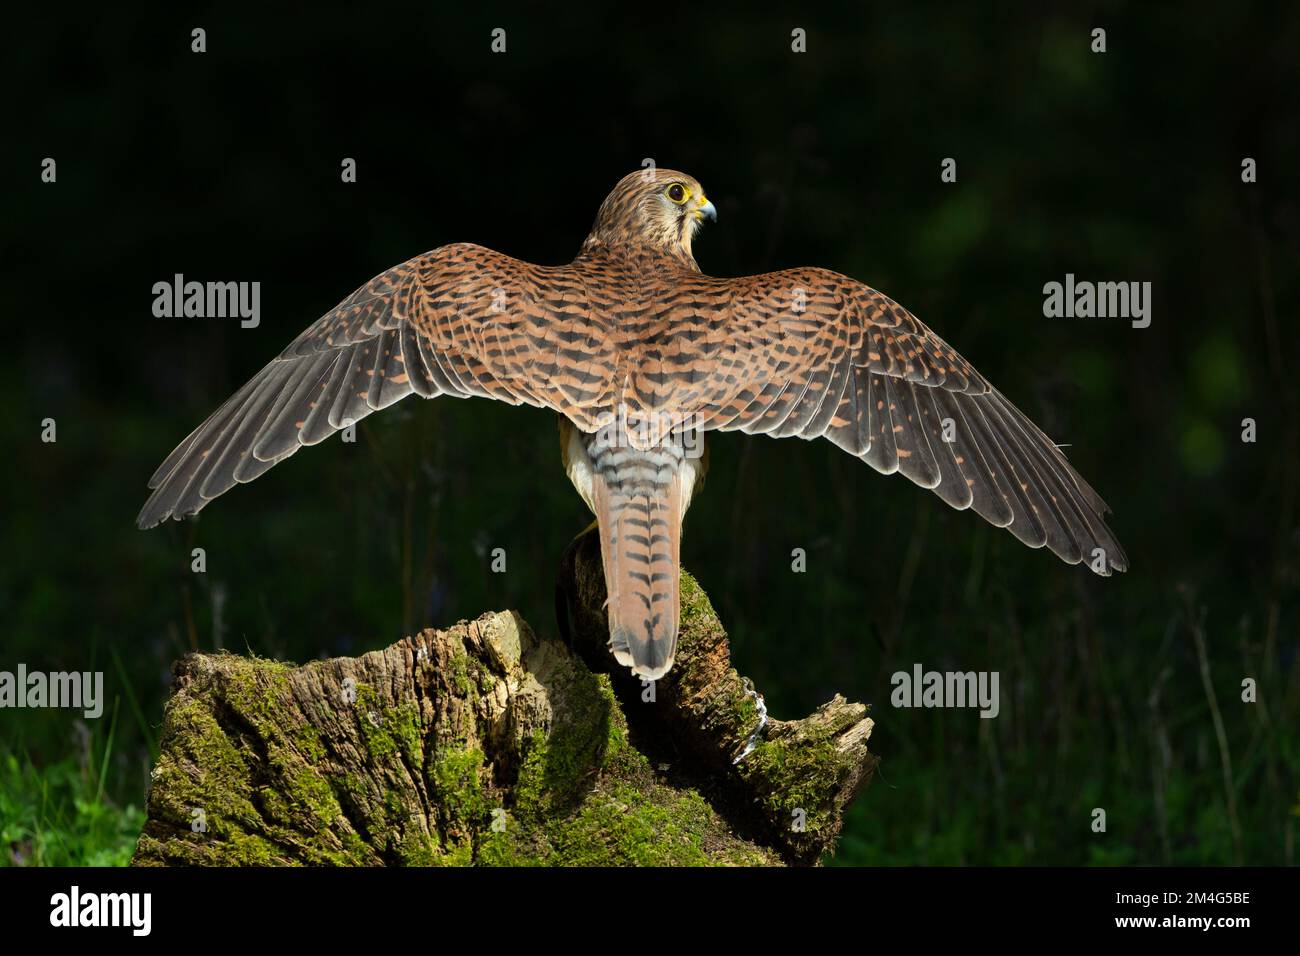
xmin=133 ymin=529 xmax=876 ymax=866
xmin=556 ymin=527 xmax=878 ymax=863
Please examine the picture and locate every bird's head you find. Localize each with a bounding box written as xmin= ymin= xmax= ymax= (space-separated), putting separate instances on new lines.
xmin=583 ymin=168 xmax=717 ymax=264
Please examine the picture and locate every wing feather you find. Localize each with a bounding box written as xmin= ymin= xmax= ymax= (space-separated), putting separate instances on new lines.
xmin=139 ymin=244 xmax=594 ymax=527
xmin=663 ymin=267 xmax=1125 ymax=574
xmin=142 ymin=241 xmax=1127 ymax=576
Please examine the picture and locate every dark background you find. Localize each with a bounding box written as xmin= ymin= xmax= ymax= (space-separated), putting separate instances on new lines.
xmin=3 ymin=3 xmax=1297 ymax=865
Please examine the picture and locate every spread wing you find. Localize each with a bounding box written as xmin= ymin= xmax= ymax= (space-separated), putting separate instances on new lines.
xmin=137 ymin=243 xmax=610 ymax=528
xmin=629 ymin=267 xmax=1127 ymax=574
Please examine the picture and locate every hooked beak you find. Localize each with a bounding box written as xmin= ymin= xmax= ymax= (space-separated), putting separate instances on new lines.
xmin=697 ymin=196 xmax=718 ymax=222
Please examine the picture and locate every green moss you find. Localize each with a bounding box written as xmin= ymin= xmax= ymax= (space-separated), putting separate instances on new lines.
xmin=474 ymin=828 xmax=529 ymax=866
xmin=396 ymin=829 xmax=440 ymax=865
xmin=480 ymin=778 xmax=775 ymax=867
xmin=511 ymin=731 xmax=550 ymax=818
xmin=354 ymin=684 xmax=423 ymax=769
xmin=551 ymin=782 xmax=714 ymax=865
xmin=285 ymin=765 xmax=340 ymax=826
xmin=222 ymin=830 xmax=288 ymax=865
xmin=140 ymin=659 xmax=404 ymax=866
xmin=294 ymin=723 xmax=327 ymax=763
xmin=729 ymin=688 xmax=760 ymax=733
xmin=510 ymin=663 xmax=619 ymax=821
xmin=433 ymin=841 xmax=476 ymax=866
xmin=221 ymin=656 xmax=295 ymax=735
xmin=429 ymin=744 xmax=490 ymax=855
xmin=596 ymin=679 xmax=628 ymax=757
xmin=159 ymin=699 xmax=261 ymax=831
xmin=448 ymin=650 xmax=475 ymax=698
xmin=741 ymin=723 xmax=850 ymax=837
xmin=678 ymin=570 xmax=715 ymax=628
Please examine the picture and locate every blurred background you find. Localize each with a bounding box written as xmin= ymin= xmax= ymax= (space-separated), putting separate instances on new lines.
xmin=3 ymin=3 xmax=1297 ymax=865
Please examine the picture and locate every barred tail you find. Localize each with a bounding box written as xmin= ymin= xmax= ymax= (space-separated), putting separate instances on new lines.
xmin=593 ymin=477 xmax=683 ymax=680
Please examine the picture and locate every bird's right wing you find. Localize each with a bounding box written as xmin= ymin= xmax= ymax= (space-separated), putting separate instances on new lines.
xmin=138 ymin=243 xmax=609 ymax=528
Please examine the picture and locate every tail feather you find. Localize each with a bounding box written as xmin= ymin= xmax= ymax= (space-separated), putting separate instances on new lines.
xmin=596 ymin=479 xmax=683 ymax=680
xmin=561 ymin=416 xmax=701 ymax=681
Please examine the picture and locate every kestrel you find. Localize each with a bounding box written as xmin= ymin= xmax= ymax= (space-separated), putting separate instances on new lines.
xmin=139 ymin=168 xmax=1127 ymax=680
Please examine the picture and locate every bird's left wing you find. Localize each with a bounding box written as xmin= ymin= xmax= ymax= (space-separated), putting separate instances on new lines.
xmin=138 ymin=243 xmax=608 ymax=528
xmin=636 ymin=267 xmax=1126 ymax=574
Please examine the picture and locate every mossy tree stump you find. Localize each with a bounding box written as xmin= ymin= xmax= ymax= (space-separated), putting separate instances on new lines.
xmin=134 ymin=530 xmax=876 ymax=866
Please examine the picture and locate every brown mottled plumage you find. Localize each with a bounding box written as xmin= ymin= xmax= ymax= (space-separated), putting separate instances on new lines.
xmin=139 ymin=168 xmax=1126 ymax=680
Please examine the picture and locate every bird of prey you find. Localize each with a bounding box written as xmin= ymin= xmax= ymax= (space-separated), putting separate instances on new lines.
xmin=139 ymin=168 xmax=1126 ymax=680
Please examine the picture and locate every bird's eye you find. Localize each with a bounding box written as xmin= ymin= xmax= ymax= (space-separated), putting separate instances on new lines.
xmin=667 ymin=184 xmax=687 ymax=204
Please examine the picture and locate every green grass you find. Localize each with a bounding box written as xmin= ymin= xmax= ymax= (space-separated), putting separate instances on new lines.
xmin=1 ymin=701 xmax=148 ymax=867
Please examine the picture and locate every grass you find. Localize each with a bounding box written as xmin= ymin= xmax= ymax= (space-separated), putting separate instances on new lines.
xmin=1 ymin=700 xmax=147 ymax=867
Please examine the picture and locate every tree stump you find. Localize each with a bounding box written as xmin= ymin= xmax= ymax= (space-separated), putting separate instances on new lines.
xmin=133 ymin=530 xmax=876 ymax=866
